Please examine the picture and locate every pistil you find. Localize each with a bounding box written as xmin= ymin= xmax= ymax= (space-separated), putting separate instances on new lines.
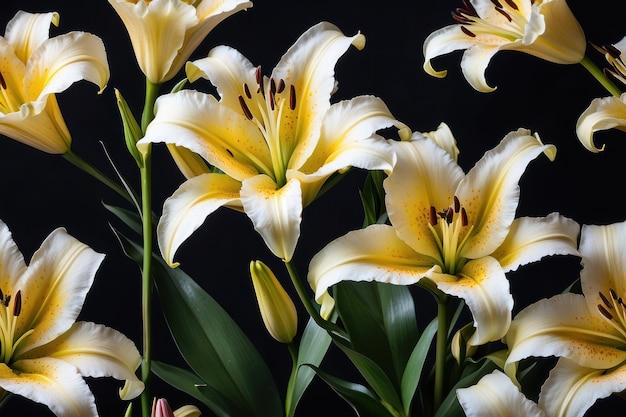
xmin=0 ymin=288 xmax=32 ymax=364
xmin=428 ymin=196 xmax=471 ymax=275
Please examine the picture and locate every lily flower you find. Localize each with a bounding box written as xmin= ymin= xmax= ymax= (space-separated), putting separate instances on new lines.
xmin=138 ymin=22 xmax=407 ymax=263
xmin=576 ymin=39 xmax=626 ymax=152
xmin=458 ymin=370 xmax=548 ymax=416
xmin=0 ymin=11 xmax=109 ymax=153
xmin=423 ymin=0 xmax=586 ymax=92
xmin=0 ymin=219 xmax=143 ymax=416
xmin=504 ymin=219 xmax=626 ymax=417
xmin=108 ymin=0 xmax=252 ymax=84
xmin=308 ymin=129 xmax=579 ymax=344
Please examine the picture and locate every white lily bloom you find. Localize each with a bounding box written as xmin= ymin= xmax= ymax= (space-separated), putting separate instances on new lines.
xmin=138 ymin=22 xmax=408 ymax=263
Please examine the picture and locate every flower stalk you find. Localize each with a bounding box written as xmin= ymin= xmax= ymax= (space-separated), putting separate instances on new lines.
xmin=580 ymin=55 xmax=623 ymax=97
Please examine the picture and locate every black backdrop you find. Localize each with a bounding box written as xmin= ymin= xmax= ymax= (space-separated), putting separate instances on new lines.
xmin=1 ymin=0 xmax=626 ymax=415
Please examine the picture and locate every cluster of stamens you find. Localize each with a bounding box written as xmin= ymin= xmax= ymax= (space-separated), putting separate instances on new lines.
xmin=452 ymin=0 xmax=533 ymax=38
xmin=0 ymin=288 xmax=29 ymax=364
xmin=238 ymin=65 xmax=296 ymax=122
xmin=591 ymin=42 xmax=626 ymax=85
xmin=597 ymin=289 xmax=626 ymax=337
xmin=428 ymin=196 xmax=471 ymax=275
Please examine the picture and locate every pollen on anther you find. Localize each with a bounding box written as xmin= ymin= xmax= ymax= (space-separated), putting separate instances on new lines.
xmin=461 ymin=207 xmax=468 ymax=226
xmin=243 ymin=83 xmax=252 ymax=99
xmin=598 ymin=304 xmax=614 ymax=320
xmin=13 ymin=290 xmax=21 ymax=317
xmin=599 ymin=291 xmax=613 ymax=309
xmin=289 ymin=85 xmax=296 ymax=110
xmin=453 ymin=196 xmax=460 ymax=213
xmin=238 ymin=95 xmax=253 ymax=120
xmin=255 ymin=65 xmax=262 ymax=85
xmin=445 ymin=207 xmax=454 ymax=224
xmin=0 ymin=72 xmax=6 ymax=90
xmin=429 ymin=206 xmax=438 ymax=226
xmin=276 ymin=79 xmax=286 ymax=94
xmin=461 ymin=26 xmax=476 ymax=37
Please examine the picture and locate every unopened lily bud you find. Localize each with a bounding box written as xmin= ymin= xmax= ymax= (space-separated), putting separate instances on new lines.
xmin=250 ymin=260 xmax=298 ymax=343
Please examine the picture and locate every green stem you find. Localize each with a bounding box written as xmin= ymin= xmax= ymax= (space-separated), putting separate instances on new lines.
xmin=63 ymin=150 xmax=135 ymax=204
xmin=580 ymin=55 xmax=622 ymax=97
xmin=139 ymin=79 xmax=159 ymax=417
xmin=285 ymin=342 xmax=298 ymax=417
xmin=284 ymin=260 xmax=346 ymax=339
xmin=433 ymin=295 xmax=449 ymax=412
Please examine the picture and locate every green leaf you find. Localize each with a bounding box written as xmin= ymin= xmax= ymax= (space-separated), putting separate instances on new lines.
xmin=113 ymin=231 xmax=283 ymax=417
xmin=305 ymin=365 xmax=396 ymax=417
xmin=286 ymin=317 xmax=332 ymax=417
xmin=102 ymin=202 xmax=142 ymax=235
xmin=400 ymin=318 xmax=438 ymax=415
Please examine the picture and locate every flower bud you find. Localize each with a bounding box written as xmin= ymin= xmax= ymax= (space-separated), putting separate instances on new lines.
xmin=250 ymin=260 xmax=298 ymax=343
xmin=151 ymin=398 xmax=202 ymax=417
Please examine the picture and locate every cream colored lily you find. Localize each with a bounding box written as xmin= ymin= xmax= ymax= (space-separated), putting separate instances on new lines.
xmin=423 ymin=0 xmax=585 ymax=92
xmin=457 ymin=370 xmax=547 ymax=417
xmin=108 ymin=0 xmax=252 ymax=84
xmin=504 ymin=219 xmax=626 ymax=417
xmin=576 ymin=38 xmax=626 ymax=152
xmin=308 ymin=129 xmax=580 ymax=345
xmin=0 ymin=11 xmax=109 ymax=153
xmin=137 ymin=22 xmax=407 ymax=263
xmin=0 ymin=219 xmax=143 ymax=416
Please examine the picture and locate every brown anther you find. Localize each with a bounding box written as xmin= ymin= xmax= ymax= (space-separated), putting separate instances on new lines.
xmin=0 ymin=72 xmax=5 ymax=90
xmin=276 ymin=79 xmax=286 ymax=94
xmin=429 ymin=206 xmax=438 ymax=226
xmin=605 ymin=43 xmax=622 ymax=58
xmin=461 ymin=207 xmax=468 ymax=226
xmin=598 ymin=304 xmax=614 ymax=320
xmin=244 ymin=83 xmax=252 ymax=99
xmin=452 ymin=11 xmax=471 ymax=24
xmin=12 ymin=290 xmax=21 ymax=317
xmin=490 ymin=0 xmax=503 ymax=8
xmin=445 ymin=207 xmax=454 ymax=224
xmin=226 ymin=148 xmax=234 ymax=157
xmin=0 ymin=288 xmax=3 ymax=302
xmin=461 ymin=0 xmax=478 ymax=16
xmin=238 ymin=96 xmax=253 ymax=120
xmin=461 ymin=26 xmax=476 ymax=37
xmin=610 ymin=288 xmax=618 ymax=300
xmin=599 ymin=291 xmax=613 ymax=309
xmin=503 ymin=0 xmax=518 ymax=10
xmin=269 ymin=89 xmax=275 ymax=111
xmin=3 ymin=295 xmax=9 ymax=307
xmin=495 ymin=7 xmax=512 ymax=21
xmin=453 ymin=196 xmax=460 ymax=213
xmin=270 ymin=78 xmax=276 ymax=95
xmin=255 ymin=65 xmax=263 ymax=85
xmin=289 ymin=85 xmax=296 ymax=110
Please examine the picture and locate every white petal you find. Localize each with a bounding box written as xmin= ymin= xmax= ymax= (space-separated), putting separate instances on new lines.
xmin=576 ymin=94 xmax=626 ymax=153
xmin=4 ymin=11 xmax=59 ymax=63
xmin=458 ymin=129 xmax=556 ymax=259
xmin=33 ymin=322 xmax=143 ymax=396
xmin=504 ymin=293 xmax=626 ymax=375
xmin=459 ymin=44 xmax=500 ymax=92
xmin=422 ymin=24 xmax=480 ymax=79
xmin=457 ymin=370 xmax=546 ymax=417
xmin=240 ymin=176 xmax=302 ymax=261
xmin=492 ymin=213 xmax=580 ymax=272
xmin=158 ymin=173 xmax=242 ymax=267
xmin=384 ymin=137 xmax=464 ymax=261
xmin=307 ymin=224 xmax=435 ymax=313
xmin=0 ymin=219 xmax=27 ymax=293
xmin=13 ymin=228 xmax=105 ymax=356
xmin=421 ymin=122 xmax=459 ymax=162
xmin=273 ymin=22 xmax=366 ymax=169
xmin=25 ymin=31 xmax=109 ymax=105
xmin=433 ymin=256 xmax=512 ymax=345
xmin=539 ymin=358 xmax=626 ymax=417
xmin=0 ymin=358 xmax=97 ymax=417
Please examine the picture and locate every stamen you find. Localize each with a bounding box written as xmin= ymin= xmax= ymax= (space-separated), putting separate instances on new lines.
xmin=610 ymin=288 xmax=618 ymax=300
xmin=461 ymin=207 xmax=468 ymax=226
xmin=269 ymin=89 xmax=275 ymax=111
xmin=605 ymin=43 xmax=621 ymax=58
xmin=503 ymin=0 xmax=518 ymax=10
xmin=0 ymin=72 xmax=5 ymax=90
xmin=453 ymin=196 xmax=460 ymax=213
xmin=244 ymin=83 xmax=252 ymax=99
xmin=270 ymin=78 xmax=276 ymax=95
xmin=445 ymin=207 xmax=454 ymax=224
xmin=3 ymin=295 xmax=9 ymax=307
xmin=598 ymin=304 xmax=614 ymax=320
xmin=599 ymin=291 xmax=613 ymax=309
xmin=0 ymin=288 xmax=3 ymax=302
xmin=276 ymin=79 xmax=285 ymax=94
xmin=452 ymin=10 xmax=471 ymax=24
xmin=238 ymin=95 xmax=253 ymax=120
xmin=461 ymin=26 xmax=476 ymax=37
xmin=429 ymin=206 xmax=438 ymax=226
xmin=495 ymin=7 xmax=512 ymax=21
xmin=461 ymin=0 xmax=478 ymax=16
xmin=12 ymin=290 xmax=20 ymax=317
xmin=255 ymin=65 xmax=262 ymax=85
xmin=289 ymin=85 xmax=296 ymax=110
xmin=490 ymin=0 xmax=503 ymax=8
xmin=226 ymin=148 xmax=234 ymax=157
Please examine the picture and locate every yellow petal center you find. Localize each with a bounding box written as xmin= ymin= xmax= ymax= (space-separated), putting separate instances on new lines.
xmin=453 ymin=0 xmax=531 ymax=42
xmin=0 ymin=289 xmax=33 ymax=364
xmin=428 ymin=196 xmax=473 ymax=275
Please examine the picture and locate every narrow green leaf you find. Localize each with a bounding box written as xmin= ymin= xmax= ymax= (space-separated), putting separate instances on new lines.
xmin=102 ymin=202 xmax=142 ymax=235
xmin=400 ymin=317 xmax=438 ymax=415
xmin=305 ymin=365 xmax=396 ymax=417
xmin=286 ymin=317 xmax=332 ymax=417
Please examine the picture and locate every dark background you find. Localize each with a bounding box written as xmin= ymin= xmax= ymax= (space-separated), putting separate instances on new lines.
xmin=1 ymin=0 xmax=625 ymax=415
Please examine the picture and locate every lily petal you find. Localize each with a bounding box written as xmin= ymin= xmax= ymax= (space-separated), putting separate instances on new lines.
xmin=458 ymin=129 xmax=556 ymax=259
xmin=240 ymin=176 xmax=302 ymax=261
xmin=492 ymin=213 xmax=580 ymax=273
xmin=422 ymin=122 xmax=459 ymax=162
xmin=432 ymin=256 xmax=512 ymax=345
xmin=457 ymin=370 xmax=546 ymax=417
xmin=576 ymin=94 xmax=626 ymax=153
xmin=539 ymin=358 xmax=626 ymax=417
xmin=158 ymin=173 xmax=242 ymax=267
xmin=459 ymin=43 xmax=501 ymax=92
xmin=13 ymin=228 xmax=105 ymax=355
xmin=0 ymin=219 xmax=27 ymax=293
xmin=139 ymin=90 xmax=272 ymax=181
xmin=307 ymin=224 xmax=436 ymax=314
xmin=423 ymin=24 xmax=482 ymax=79
xmin=0 ymin=358 xmax=97 ymax=417
xmin=384 ymin=136 xmax=465 ymax=261
xmin=166 ymin=144 xmax=212 ymax=179
xmin=504 ymin=293 xmax=626 ymax=376
xmin=274 ymin=21 xmax=366 ymax=169
xmin=31 ymin=322 xmax=143 ymax=395
xmin=4 ymin=11 xmax=59 ymax=64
